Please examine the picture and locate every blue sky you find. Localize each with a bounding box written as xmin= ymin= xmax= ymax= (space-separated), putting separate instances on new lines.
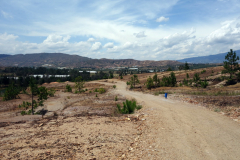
xmin=0 ymin=0 xmax=240 ymax=60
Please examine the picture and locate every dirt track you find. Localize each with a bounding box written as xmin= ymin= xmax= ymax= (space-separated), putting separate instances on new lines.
xmin=98 ymin=80 xmax=240 ymax=159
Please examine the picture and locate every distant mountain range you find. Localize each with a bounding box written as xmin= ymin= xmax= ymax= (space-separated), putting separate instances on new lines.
xmin=178 ymin=50 xmax=240 ymax=63
xmin=0 ymin=53 xmax=182 ymax=68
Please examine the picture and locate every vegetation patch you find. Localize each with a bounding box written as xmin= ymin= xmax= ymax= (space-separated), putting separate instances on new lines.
xmin=117 ymin=99 xmax=142 ymax=114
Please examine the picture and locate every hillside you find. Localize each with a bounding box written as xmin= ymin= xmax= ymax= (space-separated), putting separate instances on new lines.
xmin=0 ymin=54 xmax=11 ymax=59
xmin=178 ymin=50 xmax=240 ymax=63
xmin=0 ymin=53 xmax=182 ymax=68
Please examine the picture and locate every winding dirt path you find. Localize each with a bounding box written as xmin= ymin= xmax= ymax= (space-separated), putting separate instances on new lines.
xmin=95 ymin=80 xmax=240 ymax=159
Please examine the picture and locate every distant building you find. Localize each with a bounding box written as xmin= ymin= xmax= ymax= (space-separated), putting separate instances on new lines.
xmin=129 ymin=68 xmax=138 ymax=70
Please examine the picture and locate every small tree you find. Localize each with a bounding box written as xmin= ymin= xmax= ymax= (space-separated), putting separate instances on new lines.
xmin=66 ymin=84 xmax=72 ymax=92
xmin=193 ymin=73 xmax=200 ymax=87
xmin=75 ymin=76 xmax=85 ymax=93
xmin=129 ymin=74 xmax=140 ymax=88
xmin=3 ymin=82 xmax=20 ymax=101
xmin=186 ymin=73 xmax=189 ymax=79
xmin=153 ymin=73 xmax=160 ymax=87
xmin=146 ymin=76 xmax=154 ymax=89
xmin=29 ymin=78 xmax=39 ymax=115
xmin=184 ymin=62 xmax=190 ymax=70
xmin=167 ymin=67 xmax=172 ymax=71
xmin=169 ymin=72 xmax=177 ymax=87
xmin=223 ymin=49 xmax=239 ymax=79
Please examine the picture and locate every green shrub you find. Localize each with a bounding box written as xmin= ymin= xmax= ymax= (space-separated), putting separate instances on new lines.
xmin=19 ymin=101 xmax=31 ymax=110
xmin=66 ymin=84 xmax=72 ymax=92
xmin=89 ymin=91 xmax=92 ymax=93
xmin=117 ymin=99 xmax=141 ymax=114
xmin=183 ymin=78 xmax=188 ymax=86
xmin=115 ymin=96 xmax=118 ymax=101
xmin=146 ymin=76 xmax=154 ymax=89
xmin=136 ymin=105 xmax=142 ymax=110
xmin=85 ymin=89 xmax=88 ymax=91
xmin=21 ymin=111 xmax=26 ymax=116
xmin=98 ymin=88 xmax=106 ymax=94
xmin=48 ymin=88 xmax=56 ymax=97
xmin=27 ymin=109 xmax=32 ymax=115
xmin=201 ymin=70 xmax=206 ymax=74
xmin=126 ymin=81 xmax=130 ymax=85
xmin=226 ymin=79 xmax=236 ymax=85
xmin=113 ymin=85 xmax=116 ymax=89
xmin=94 ymin=88 xmax=98 ymax=92
xmin=96 ymin=94 xmax=98 ymax=97
xmin=200 ymin=78 xmax=208 ymax=88
xmin=3 ymin=83 xmax=20 ymax=101
xmin=74 ymin=90 xmax=79 ymax=94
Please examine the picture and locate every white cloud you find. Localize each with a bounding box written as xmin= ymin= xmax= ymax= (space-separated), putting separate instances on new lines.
xmin=43 ymin=35 xmax=71 ymax=43
xmin=87 ymin=38 xmax=95 ymax=42
xmin=1 ymin=17 xmax=240 ymax=60
xmin=91 ymin=42 xmax=102 ymax=51
xmin=156 ymin=16 xmax=169 ymax=23
xmin=103 ymin=42 xmax=114 ymax=48
xmin=133 ymin=31 xmax=147 ymax=38
xmin=0 ymin=33 xmax=18 ymax=41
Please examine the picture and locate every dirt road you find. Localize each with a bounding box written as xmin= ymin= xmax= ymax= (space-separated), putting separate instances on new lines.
xmin=98 ymin=80 xmax=240 ymax=159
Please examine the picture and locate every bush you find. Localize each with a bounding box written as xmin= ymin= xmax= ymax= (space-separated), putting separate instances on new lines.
xmin=27 ymin=109 xmax=32 ymax=115
xmin=96 ymin=94 xmax=98 ymax=97
xmin=226 ymin=79 xmax=236 ymax=85
xmin=115 ymin=96 xmax=118 ymax=101
xmin=136 ymin=105 xmax=142 ymax=110
xmin=48 ymin=88 xmax=56 ymax=97
xmin=146 ymin=76 xmax=154 ymax=89
xmin=201 ymin=70 xmax=206 ymax=74
xmin=21 ymin=111 xmax=26 ymax=116
xmin=94 ymin=88 xmax=98 ymax=92
xmin=3 ymin=83 xmax=20 ymax=101
xmin=117 ymin=99 xmax=141 ymax=114
xmin=126 ymin=81 xmax=130 ymax=85
xmin=113 ymin=85 xmax=116 ymax=89
xmin=19 ymin=101 xmax=31 ymax=110
xmin=66 ymin=84 xmax=72 ymax=92
xmin=98 ymin=88 xmax=106 ymax=94
xmin=183 ymin=78 xmax=188 ymax=86
xmin=200 ymin=78 xmax=208 ymax=88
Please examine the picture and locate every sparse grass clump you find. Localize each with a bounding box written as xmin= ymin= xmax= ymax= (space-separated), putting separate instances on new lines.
xmin=214 ymin=108 xmax=221 ymax=112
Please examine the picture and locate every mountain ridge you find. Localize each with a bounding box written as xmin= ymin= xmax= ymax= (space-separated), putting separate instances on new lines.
xmin=178 ymin=50 xmax=240 ymax=63
xmin=0 ymin=53 xmax=181 ymax=68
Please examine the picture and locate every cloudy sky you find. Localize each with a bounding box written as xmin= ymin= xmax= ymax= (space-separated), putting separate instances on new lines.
xmin=0 ymin=0 xmax=240 ymax=60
